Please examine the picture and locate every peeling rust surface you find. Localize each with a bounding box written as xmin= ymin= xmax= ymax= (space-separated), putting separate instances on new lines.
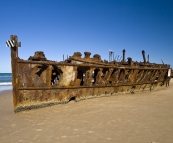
xmin=7 ymin=35 xmax=172 ymax=113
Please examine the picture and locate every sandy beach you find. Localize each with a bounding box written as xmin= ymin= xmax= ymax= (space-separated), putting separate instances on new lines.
xmin=0 ymin=80 xmax=173 ymax=143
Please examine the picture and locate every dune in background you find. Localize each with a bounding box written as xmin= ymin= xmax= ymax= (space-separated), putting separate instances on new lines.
xmin=0 ymin=80 xmax=173 ymax=143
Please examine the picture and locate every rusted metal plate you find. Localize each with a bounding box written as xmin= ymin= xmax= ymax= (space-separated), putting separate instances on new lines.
xmin=6 ymin=35 xmax=171 ymax=113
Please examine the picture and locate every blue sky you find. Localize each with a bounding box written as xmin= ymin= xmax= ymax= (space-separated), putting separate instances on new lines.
xmin=0 ymin=0 xmax=173 ymax=72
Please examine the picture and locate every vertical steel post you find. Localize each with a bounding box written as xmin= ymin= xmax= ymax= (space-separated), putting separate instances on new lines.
xmin=142 ymin=50 xmax=146 ymax=64
xmin=122 ymin=49 xmax=126 ymax=62
xmin=9 ymin=35 xmax=19 ymax=110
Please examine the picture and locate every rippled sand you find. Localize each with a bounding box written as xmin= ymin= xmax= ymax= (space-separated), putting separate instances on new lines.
xmin=0 ymin=80 xmax=173 ymax=143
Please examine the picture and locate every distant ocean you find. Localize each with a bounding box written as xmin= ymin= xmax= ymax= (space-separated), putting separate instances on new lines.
xmin=0 ymin=73 xmax=12 ymax=92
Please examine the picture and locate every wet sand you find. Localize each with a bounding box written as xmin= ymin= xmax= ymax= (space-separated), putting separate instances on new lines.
xmin=0 ymin=80 xmax=173 ymax=143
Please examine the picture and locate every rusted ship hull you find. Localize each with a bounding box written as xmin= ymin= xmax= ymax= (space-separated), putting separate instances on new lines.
xmin=6 ymin=35 xmax=171 ymax=112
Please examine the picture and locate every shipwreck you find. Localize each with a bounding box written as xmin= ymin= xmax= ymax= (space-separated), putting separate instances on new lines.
xmin=6 ymin=35 xmax=171 ymax=113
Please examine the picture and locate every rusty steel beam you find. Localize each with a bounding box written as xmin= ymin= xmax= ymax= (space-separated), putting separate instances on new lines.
xmin=17 ymin=60 xmax=168 ymax=70
xmin=17 ymin=81 xmax=161 ymax=90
